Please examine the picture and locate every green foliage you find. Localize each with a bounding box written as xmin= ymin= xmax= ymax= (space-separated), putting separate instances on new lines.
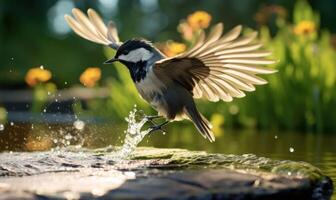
xmin=218 ymin=0 xmax=336 ymax=132
xmin=31 ymin=83 xmax=57 ymax=113
xmin=0 ymin=107 xmax=7 ymax=124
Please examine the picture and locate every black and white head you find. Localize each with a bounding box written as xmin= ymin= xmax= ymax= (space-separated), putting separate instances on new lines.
xmin=104 ymin=39 xmax=158 ymax=68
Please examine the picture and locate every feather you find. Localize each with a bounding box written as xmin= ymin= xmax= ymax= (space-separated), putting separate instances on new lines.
xmin=214 ymin=43 xmax=263 ymax=55
xmin=87 ymin=9 xmax=108 ymax=38
xmin=65 ymin=8 xmax=121 ymax=49
xmin=222 ymin=58 xmax=275 ymax=65
xmin=218 ymin=51 xmax=271 ymax=59
xmin=154 ymin=23 xmax=276 ymax=102
xmin=188 ymin=23 xmax=223 ymax=57
xmin=222 ymin=64 xmax=277 ymax=74
xmin=72 ymin=8 xmax=108 ymax=43
xmin=107 ymin=21 xmax=120 ymax=43
xmin=64 ymin=15 xmax=101 ymax=43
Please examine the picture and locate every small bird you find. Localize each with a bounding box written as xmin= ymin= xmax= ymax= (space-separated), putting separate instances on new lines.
xmin=65 ymin=9 xmax=276 ymax=142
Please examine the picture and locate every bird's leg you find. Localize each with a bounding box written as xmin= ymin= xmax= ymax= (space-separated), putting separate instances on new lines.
xmin=145 ymin=115 xmax=161 ymax=121
xmin=144 ymin=115 xmax=162 ymax=126
xmin=149 ymin=121 xmax=169 ymax=134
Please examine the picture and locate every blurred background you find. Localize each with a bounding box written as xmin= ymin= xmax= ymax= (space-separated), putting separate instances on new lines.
xmin=0 ymin=0 xmax=336 ymax=193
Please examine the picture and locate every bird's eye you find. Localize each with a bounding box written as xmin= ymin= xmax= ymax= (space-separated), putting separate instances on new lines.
xmin=124 ymin=50 xmax=130 ymax=55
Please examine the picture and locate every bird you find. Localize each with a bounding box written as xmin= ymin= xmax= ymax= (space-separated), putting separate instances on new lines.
xmin=64 ymin=8 xmax=276 ymax=142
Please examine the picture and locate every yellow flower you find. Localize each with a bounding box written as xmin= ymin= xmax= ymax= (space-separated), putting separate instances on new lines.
xmin=25 ymin=66 xmax=52 ymax=87
xmin=187 ymin=11 xmax=212 ymax=30
xmin=162 ymin=41 xmax=186 ymax=57
xmin=80 ymin=67 xmax=101 ymax=87
xmin=178 ymin=21 xmax=194 ymax=40
xmin=293 ymin=20 xmax=316 ymax=35
xmin=210 ymin=113 xmax=225 ymax=137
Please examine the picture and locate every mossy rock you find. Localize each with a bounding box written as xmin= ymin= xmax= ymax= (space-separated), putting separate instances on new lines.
xmin=0 ymin=147 xmax=333 ymax=199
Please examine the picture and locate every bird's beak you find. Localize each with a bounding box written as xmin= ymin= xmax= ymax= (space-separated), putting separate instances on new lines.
xmin=103 ymin=57 xmax=119 ymax=64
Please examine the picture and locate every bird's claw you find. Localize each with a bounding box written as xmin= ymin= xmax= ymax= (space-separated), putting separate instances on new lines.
xmin=148 ymin=125 xmax=165 ymax=134
xmin=148 ymin=121 xmax=169 ymax=134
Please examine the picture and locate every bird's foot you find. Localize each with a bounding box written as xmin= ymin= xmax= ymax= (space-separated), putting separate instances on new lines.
xmin=148 ymin=121 xmax=169 ymax=134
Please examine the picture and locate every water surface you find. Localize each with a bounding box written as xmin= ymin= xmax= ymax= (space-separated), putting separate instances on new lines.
xmin=0 ymin=122 xmax=335 ymax=199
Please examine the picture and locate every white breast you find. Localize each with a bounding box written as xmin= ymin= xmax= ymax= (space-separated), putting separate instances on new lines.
xmin=135 ymin=68 xmax=165 ymax=99
xmin=135 ymin=68 xmax=168 ymax=116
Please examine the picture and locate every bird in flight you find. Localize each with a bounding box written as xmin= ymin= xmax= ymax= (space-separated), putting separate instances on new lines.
xmin=65 ymin=9 xmax=276 ymax=142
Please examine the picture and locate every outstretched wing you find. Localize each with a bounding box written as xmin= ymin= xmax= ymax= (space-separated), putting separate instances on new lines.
xmin=64 ymin=8 xmax=122 ymax=49
xmin=154 ymin=23 xmax=277 ymax=102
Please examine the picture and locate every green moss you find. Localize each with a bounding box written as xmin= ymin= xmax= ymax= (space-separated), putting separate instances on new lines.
xmin=128 ymin=147 xmax=325 ymax=182
xmin=271 ymin=162 xmax=323 ymax=181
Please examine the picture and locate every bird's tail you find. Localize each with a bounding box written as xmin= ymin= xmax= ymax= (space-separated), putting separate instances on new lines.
xmin=184 ymin=104 xmax=215 ymax=142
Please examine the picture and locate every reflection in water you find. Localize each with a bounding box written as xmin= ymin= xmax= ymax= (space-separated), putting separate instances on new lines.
xmin=0 ymin=120 xmax=335 ymax=198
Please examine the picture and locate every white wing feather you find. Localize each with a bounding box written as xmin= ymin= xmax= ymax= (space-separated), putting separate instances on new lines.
xmin=177 ymin=23 xmax=277 ymax=102
xmin=64 ymin=8 xmax=121 ymax=49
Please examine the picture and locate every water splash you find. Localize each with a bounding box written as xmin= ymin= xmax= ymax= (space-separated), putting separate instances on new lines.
xmin=47 ymin=106 xmax=152 ymax=159
xmin=112 ymin=106 xmax=151 ymax=160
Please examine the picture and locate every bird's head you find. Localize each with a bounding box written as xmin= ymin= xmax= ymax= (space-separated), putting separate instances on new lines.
xmin=104 ymin=39 xmax=157 ymax=68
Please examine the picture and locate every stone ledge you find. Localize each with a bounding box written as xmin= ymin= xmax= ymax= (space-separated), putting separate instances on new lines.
xmin=0 ymin=147 xmax=333 ymax=199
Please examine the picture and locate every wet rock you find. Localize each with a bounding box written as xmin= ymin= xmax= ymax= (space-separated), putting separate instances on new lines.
xmin=0 ymin=147 xmax=333 ymax=200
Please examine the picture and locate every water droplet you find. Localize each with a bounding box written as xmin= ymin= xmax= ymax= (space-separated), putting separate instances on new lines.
xmin=0 ymin=124 xmax=4 ymax=131
xmin=65 ymin=134 xmax=72 ymax=140
xmin=10 ymin=122 xmax=14 ymax=126
xmin=40 ymin=65 xmax=44 ymax=69
xmin=289 ymin=147 xmax=295 ymax=153
xmin=113 ymin=106 xmax=153 ymax=160
xmin=64 ymin=81 xmax=68 ymax=85
xmin=73 ymin=120 xmax=85 ymax=130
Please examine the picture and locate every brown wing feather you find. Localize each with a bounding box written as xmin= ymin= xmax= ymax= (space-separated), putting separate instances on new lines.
xmin=154 ymin=23 xmax=277 ymax=102
xmin=153 ymin=58 xmax=209 ymax=93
